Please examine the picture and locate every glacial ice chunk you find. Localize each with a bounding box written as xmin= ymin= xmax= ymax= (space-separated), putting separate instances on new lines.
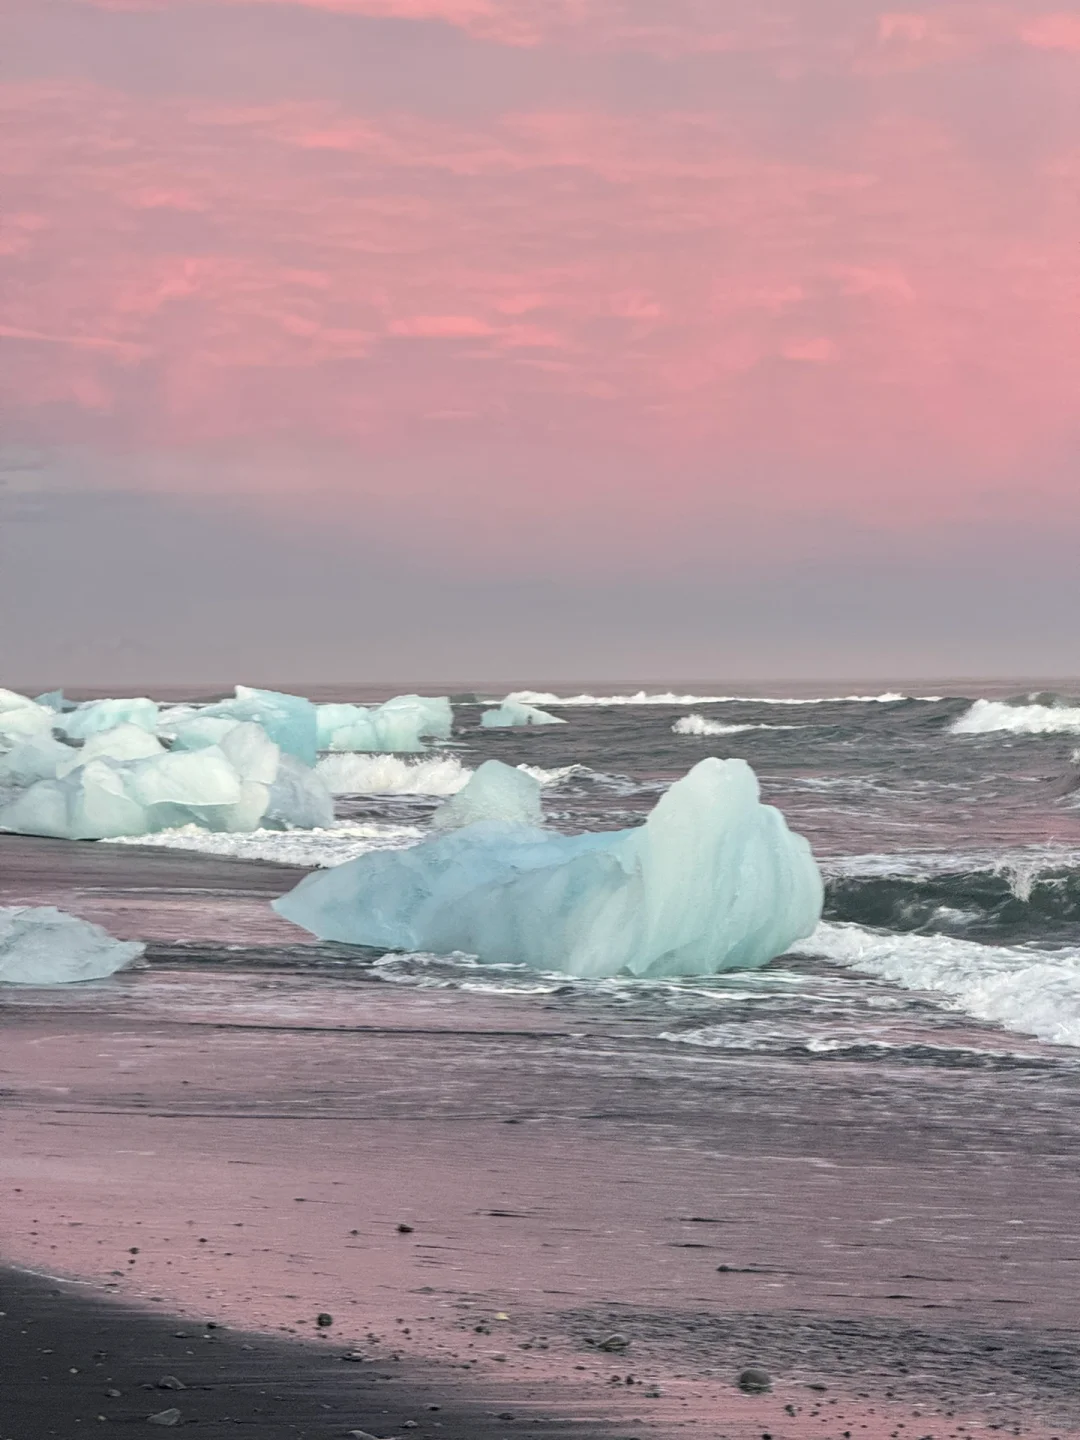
xmin=203 ymin=686 xmax=318 ymax=766
xmin=0 ymin=692 xmax=54 ymax=746
xmin=168 ymin=715 xmax=243 ymax=751
xmin=0 ymin=906 xmax=144 ymax=985
xmin=0 ymin=721 xmax=333 ymax=840
xmin=480 ymin=699 xmax=565 ymax=728
xmin=61 ymin=697 xmax=159 ymax=741
xmin=55 ymin=723 xmax=164 ymax=775
xmin=0 ymin=733 xmax=76 ymax=787
xmin=317 ymin=695 xmax=453 ymax=753
xmin=273 ymin=757 xmax=823 ymax=978
xmin=431 ymin=760 xmax=542 ymax=832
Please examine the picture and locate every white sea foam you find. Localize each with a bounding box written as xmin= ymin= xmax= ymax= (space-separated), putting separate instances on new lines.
xmin=509 ymin=690 xmax=937 ymax=707
xmin=106 ymin=820 xmax=422 ymax=868
xmin=315 ymin=753 xmax=471 ymax=796
xmin=951 ymin=698 xmax=1080 ymax=736
xmin=790 ymin=921 xmax=1080 ymax=1048
xmin=673 ymin=714 xmax=802 ymax=736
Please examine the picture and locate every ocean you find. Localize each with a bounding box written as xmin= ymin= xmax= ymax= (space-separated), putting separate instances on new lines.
xmin=101 ymin=681 xmax=1080 ymax=1059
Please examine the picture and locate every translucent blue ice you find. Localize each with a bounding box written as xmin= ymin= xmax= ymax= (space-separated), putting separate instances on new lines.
xmin=316 ymin=695 xmax=453 ymax=753
xmin=60 ymin=697 xmax=160 ymax=741
xmin=0 ymin=721 xmax=332 ymax=840
xmin=430 ymin=759 xmax=542 ymax=831
xmin=0 ymin=906 xmax=144 ymax=985
xmin=273 ymin=757 xmax=823 ymax=978
xmin=203 ymin=686 xmax=319 ymax=766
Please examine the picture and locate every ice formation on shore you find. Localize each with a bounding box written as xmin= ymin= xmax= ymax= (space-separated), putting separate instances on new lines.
xmin=316 ymin=695 xmax=453 ymax=753
xmin=480 ymin=698 xmax=565 ymax=728
xmin=0 ymin=906 xmax=144 ymax=985
xmin=273 ymin=757 xmax=823 ymax=978
xmin=0 ymin=721 xmax=332 ymax=840
xmin=201 ymin=686 xmax=319 ymax=766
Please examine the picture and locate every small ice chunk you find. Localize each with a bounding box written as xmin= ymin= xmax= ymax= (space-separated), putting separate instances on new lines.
xmin=431 ymin=759 xmax=542 ymax=832
xmin=0 ymin=906 xmax=144 ymax=985
xmin=273 ymin=757 xmax=823 ymax=978
xmin=61 ymin=697 xmax=159 ymax=741
xmin=480 ymin=699 xmax=565 ymax=728
xmin=33 ymin=689 xmax=69 ymax=711
xmin=203 ymin=686 xmax=318 ymax=766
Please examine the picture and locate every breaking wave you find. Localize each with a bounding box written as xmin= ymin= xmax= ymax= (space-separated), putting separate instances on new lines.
xmin=673 ymin=714 xmax=802 ymax=736
xmin=509 ymin=690 xmax=939 ymax=707
xmin=951 ymin=698 xmax=1080 ymax=736
xmin=790 ymin=921 xmax=1080 ymax=1049
xmin=315 ymin=752 xmax=471 ymax=796
xmin=823 ymin=847 xmax=1080 ymax=943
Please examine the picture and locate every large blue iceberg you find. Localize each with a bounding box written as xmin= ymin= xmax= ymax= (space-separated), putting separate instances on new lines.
xmin=272 ymin=757 xmax=823 ymax=978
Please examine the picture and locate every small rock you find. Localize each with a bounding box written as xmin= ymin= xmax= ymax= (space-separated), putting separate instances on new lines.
xmin=342 ymin=1351 xmax=368 ymax=1362
xmin=156 ymin=1376 xmax=186 ymax=1391
xmin=403 ymin=1424 xmax=418 ymax=1431
xmin=397 ymin=1223 xmax=414 ymax=1234
xmin=317 ymin=1313 xmax=334 ymax=1328
xmin=738 ymin=1368 xmax=772 ymax=1395
xmin=344 ymin=1431 xmax=380 ymax=1439
xmin=105 ymin=1389 xmax=122 ymax=1399
xmin=597 ymin=1333 xmax=630 ymax=1353
xmin=147 ymin=1408 xmax=182 ymax=1427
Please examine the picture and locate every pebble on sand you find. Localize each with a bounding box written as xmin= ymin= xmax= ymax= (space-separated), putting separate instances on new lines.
xmin=147 ymin=1407 xmax=182 ymax=1426
xmin=738 ymin=1368 xmax=773 ymax=1395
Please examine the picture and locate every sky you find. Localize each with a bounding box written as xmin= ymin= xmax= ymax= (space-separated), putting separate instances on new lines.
xmin=2 ymin=0 xmax=1079 ymax=686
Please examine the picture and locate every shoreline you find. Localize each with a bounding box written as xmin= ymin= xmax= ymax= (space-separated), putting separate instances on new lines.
xmin=3 ymin=836 xmax=1080 ymax=1438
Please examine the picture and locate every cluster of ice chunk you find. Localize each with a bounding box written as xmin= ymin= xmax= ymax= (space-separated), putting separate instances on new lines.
xmin=0 ymin=906 xmax=144 ymax=985
xmin=0 ymin=683 xmax=464 ymax=841
xmin=273 ymin=756 xmax=823 ymax=978
xmin=0 ymin=717 xmax=332 ymax=841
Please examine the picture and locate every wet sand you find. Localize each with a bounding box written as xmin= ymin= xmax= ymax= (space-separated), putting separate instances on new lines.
xmin=2 ymin=834 xmax=1080 ymax=1439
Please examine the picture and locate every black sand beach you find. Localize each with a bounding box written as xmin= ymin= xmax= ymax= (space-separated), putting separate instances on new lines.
xmin=3 ymin=833 xmax=1080 ymax=1440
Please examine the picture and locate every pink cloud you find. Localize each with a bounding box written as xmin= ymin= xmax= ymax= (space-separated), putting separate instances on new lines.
xmin=3 ymin=68 xmax=1080 ymax=532
xmin=1022 ymin=13 xmax=1080 ymax=50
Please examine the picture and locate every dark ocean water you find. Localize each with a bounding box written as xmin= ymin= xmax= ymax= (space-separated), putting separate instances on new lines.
xmin=272 ymin=684 xmax=1080 ymax=1060
xmin=14 ymin=681 xmax=1080 ymax=1062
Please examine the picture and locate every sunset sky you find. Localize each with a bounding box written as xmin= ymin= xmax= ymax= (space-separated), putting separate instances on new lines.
xmin=2 ymin=0 xmax=1079 ymax=685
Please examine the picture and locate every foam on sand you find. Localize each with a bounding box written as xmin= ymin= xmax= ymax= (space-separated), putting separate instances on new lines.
xmin=273 ymin=758 xmax=823 ymax=979
xmin=0 ymin=906 xmax=144 ymax=985
xmin=951 ymin=698 xmax=1080 ymax=736
xmin=790 ymin=921 xmax=1080 ymax=1048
